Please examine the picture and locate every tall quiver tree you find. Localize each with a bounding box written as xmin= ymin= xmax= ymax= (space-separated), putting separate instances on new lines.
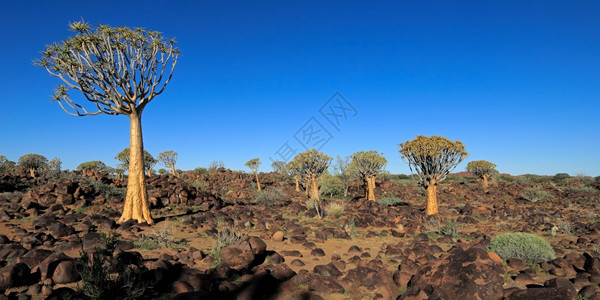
xmin=466 ymin=160 xmax=497 ymax=190
xmin=157 ymin=151 xmax=178 ymax=176
xmin=18 ymin=154 xmax=48 ymax=178
xmin=293 ymin=149 xmax=332 ymax=201
xmin=36 ymin=21 xmax=179 ymax=225
xmin=399 ymin=136 xmax=468 ymax=216
xmin=349 ymin=151 xmax=387 ymax=201
xmin=245 ymin=158 xmax=262 ymax=191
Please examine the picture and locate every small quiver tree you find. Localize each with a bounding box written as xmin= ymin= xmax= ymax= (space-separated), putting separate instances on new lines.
xmin=271 ymin=161 xmax=287 ymax=175
xmin=18 ymin=154 xmax=48 ymax=178
xmin=293 ymin=149 xmax=332 ymax=201
xmin=115 ymin=148 xmax=158 ymax=178
xmin=466 ymin=160 xmax=497 ymax=190
xmin=399 ymin=136 xmax=468 ymax=216
xmin=286 ymin=160 xmax=302 ymax=192
xmin=36 ymin=21 xmax=179 ymax=224
xmin=245 ymin=158 xmax=262 ymax=191
xmin=157 ymin=150 xmax=178 ymax=176
xmin=0 ymin=156 xmax=16 ymax=176
xmin=349 ymin=151 xmax=387 ymax=201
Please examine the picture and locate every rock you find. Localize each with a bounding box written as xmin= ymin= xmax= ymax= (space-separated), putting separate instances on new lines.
xmin=18 ymin=248 xmax=53 ymax=269
xmin=344 ymin=266 xmax=399 ymax=299
xmin=578 ymin=285 xmax=599 ymax=298
xmin=0 ymin=244 xmax=28 ymax=261
xmin=291 ymin=259 xmax=305 ymax=267
xmin=505 ymin=287 xmax=577 ymax=300
xmin=488 ymin=252 xmax=503 ymax=264
xmin=48 ymin=222 xmax=75 ymax=238
xmin=219 ymin=242 xmax=255 ymax=270
xmin=308 ymin=277 xmax=345 ymax=294
xmin=247 ymin=236 xmax=266 ymax=256
xmin=311 ymin=248 xmax=326 ymax=257
xmin=272 ymin=231 xmax=284 ymax=242
xmin=413 ymin=233 xmax=429 ymax=243
xmin=269 ymin=263 xmax=296 ymax=281
xmin=0 ymin=263 xmax=32 ymax=289
xmin=268 ymin=253 xmax=284 ymax=264
xmin=585 ymin=253 xmax=600 ymax=276
xmin=508 ymin=258 xmax=528 ymax=269
xmin=544 ymin=278 xmax=576 ymax=296
xmin=403 ymin=246 xmax=505 ymax=300
xmin=33 ymin=251 xmax=72 ymax=279
xmin=348 ymin=245 xmax=362 ymax=253
xmin=172 ymin=280 xmax=194 ymax=294
xmin=313 ymin=263 xmax=342 ymax=277
xmin=52 ymin=260 xmax=80 ymax=284
xmin=290 ymin=235 xmax=307 ymax=244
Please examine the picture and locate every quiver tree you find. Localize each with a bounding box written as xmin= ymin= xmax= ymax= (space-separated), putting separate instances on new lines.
xmin=115 ymin=148 xmax=158 ymax=177
xmin=332 ymin=155 xmax=351 ymax=197
xmin=466 ymin=160 xmax=497 ymax=189
xmin=286 ymin=160 xmax=302 ymax=192
xmin=0 ymin=156 xmax=16 ymax=176
xmin=18 ymin=154 xmax=48 ymax=178
xmin=157 ymin=151 xmax=178 ymax=176
xmin=349 ymin=151 xmax=387 ymax=201
xmin=245 ymin=158 xmax=262 ymax=191
xmin=292 ymin=149 xmax=332 ymax=201
xmin=399 ymin=136 xmax=468 ymax=215
xmin=77 ymin=160 xmax=109 ymax=172
xmin=271 ymin=161 xmax=287 ymax=175
xmin=36 ymin=21 xmax=179 ymax=224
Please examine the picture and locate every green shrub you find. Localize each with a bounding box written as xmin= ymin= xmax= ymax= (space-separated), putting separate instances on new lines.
xmin=324 ymin=201 xmax=344 ymax=217
xmin=253 ymin=187 xmax=287 ymax=206
xmin=552 ymin=173 xmax=570 ymax=183
xmin=377 ymin=197 xmax=406 ymax=206
xmin=210 ymin=219 xmax=247 ymax=264
xmin=521 ymin=187 xmax=553 ymax=203
xmin=487 ymin=232 xmax=555 ymax=262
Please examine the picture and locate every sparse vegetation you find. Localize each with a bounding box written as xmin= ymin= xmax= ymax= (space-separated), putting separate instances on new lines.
xmin=487 ymin=232 xmax=555 ymax=262
xmin=377 ymin=197 xmax=406 ymax=206
xmin=253 ymin=187 xmax=287 ymax=206
xmin=210 ymin=218 xmax=247 ymax=264
xmin=521 ymin=187 xmax=553 ymax=203
xmin=324 ymin=201 xmax=345 ymax=217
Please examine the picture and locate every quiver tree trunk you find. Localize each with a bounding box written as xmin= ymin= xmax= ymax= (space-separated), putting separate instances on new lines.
xmin=366 ymin=176 xmax=376 ymax=201
xmin=481 ymin=174 xmax=489 ymax=189
xmin=255 ymin=172 xmax=261 ymax=191
xmin=146 ymin=169 xmax=152 ymax=177
xmin=29 ymin=168 xmax=36 ymax=178
xmin=118 ymin=113 xmax=153 ymax=224
xmin=294 ymin=176 xmax=300 ymax=192
xmin=425 ymin=178 xmax=438 ymax=216
xmin=170 ymin=165 xmax=177 ymax=177
xmin=305 ymin=179 xmax=310 ymax=196
xmin=310 ymin=173 xmax=320 ymax=200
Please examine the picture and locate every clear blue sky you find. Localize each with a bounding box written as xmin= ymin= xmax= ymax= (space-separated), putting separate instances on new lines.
xmin=1 ymin=1 xmax=599 ymax=176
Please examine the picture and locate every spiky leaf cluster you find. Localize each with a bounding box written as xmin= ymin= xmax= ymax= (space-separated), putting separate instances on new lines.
xmin=291 ymin=149 xmax=332 ymax=179
xmin=245 ymin=158 xmax=261 ymax=173
xmin=399 ymin=136 xmax=468 ymax=187
xmin=115 ymin=148 xmax=156 ymax=172
xmin=466 ymin=160 xmax=497 ymax=178
xmin=18 ymin=154 xmax=48 ymax=171
xmin=35 ymin=21 xmax=179 ymax=116
xmin=157 ymin=151 xmax=178 ymax=168
xmin=271 ymin=161 xmax=287 ymax=174
xmin=349 ymin=151 xmax=387 ymax=177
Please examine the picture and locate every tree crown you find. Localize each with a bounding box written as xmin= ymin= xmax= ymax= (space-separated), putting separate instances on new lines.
xmin=349 ymin=150 xmax=387 ymax=178
xmin=115 ymin=148 xmax=156 ymax=171
xmin=292 ymin=149 xmax=332 ymax=178
xmin=157 ymin=151 xmax=178 ymax=167
xmin=399 ymin=136 xmax=468 ymax=186
xmin=35 ymin=21 xmax=180 ymax=117
xmin=18 ymin=154 xmax=48 ymax=170
xmin=245 ymin=158 xmax=261 ymax=172
xmin=466 ymin=160 xmax=497 ymax=177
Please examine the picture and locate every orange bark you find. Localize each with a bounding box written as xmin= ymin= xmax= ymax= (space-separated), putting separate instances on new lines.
xmin=118 ymin=113 xmax=153 ymax=225
xmin=310 ymin=173 xmax=320 ymax=200
xmin=425 ymin=178 xmax=438 ymax=216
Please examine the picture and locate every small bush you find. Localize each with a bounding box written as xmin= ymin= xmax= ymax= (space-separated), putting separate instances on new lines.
xmin=210 ymin=218 xmax=247 ymax=264
xmin=428 ymin=218 xmax=458 ymax=238
xmin=521 ymin=187 xmax=553 ymax=203
xmin=324 ymin=202 xmax=344 ymax=217
xmin=134 ymin=223 xmax=187 ymax=250
xmin=377 ymin=197 xmax=406 ymax=206
xmin=78 ymin=251 xmax=149 ymax=300
xmin=487 ymin=232 xmax=555 ymax=262
xmin=253 ymin=188 xmax=287 ymax=206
